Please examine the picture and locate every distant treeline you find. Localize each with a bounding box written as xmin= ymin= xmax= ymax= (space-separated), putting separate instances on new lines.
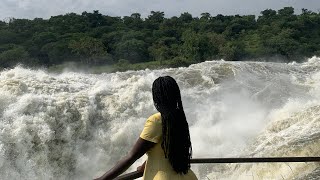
xmin=0 ymin=7 xmax=320 ymax=70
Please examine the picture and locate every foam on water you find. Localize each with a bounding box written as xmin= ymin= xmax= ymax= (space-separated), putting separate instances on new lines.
xmin=0 ymin=57 xmax=319 ymax=179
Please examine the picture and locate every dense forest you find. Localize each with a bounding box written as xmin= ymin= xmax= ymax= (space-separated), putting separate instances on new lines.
xmin=0 ymin=7 xmax=320 ymax=71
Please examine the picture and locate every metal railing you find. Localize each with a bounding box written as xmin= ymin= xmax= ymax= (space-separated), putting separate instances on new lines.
xmin=115 ymin=157 xmax=320 ymax=180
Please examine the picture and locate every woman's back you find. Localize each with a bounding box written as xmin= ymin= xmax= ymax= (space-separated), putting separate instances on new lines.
xmin=140 ymin=113 xmax=197 ymax=180
xmin=93 ymin=76 xmax=196 ymax=180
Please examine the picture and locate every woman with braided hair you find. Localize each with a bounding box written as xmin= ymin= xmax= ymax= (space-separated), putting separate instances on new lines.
xmin=95 ymin=76 xmax=197 ymax=180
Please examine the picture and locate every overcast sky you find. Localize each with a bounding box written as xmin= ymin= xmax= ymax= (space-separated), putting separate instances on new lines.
xmin=1 ymin=0 xmax=320 ymax=20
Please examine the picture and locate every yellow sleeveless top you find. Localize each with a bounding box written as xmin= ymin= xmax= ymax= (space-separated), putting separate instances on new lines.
xmin=140 ymin=113 xmax=198 ymax=180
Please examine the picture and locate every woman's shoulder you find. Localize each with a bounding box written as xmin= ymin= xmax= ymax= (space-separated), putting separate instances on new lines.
xmin=148 ymin=112 xmax=161 ymax=122
xmin=140 ymin=112 xmax=162 ymax=143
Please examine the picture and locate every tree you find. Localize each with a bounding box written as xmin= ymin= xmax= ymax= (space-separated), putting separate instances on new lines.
xmin=219 ymin=41 xmax=245 ymax=61
xmin=0 ymin=46 xmax=31 ymax=67
xmin=146 ymin=11 xmax=165 ymax=29
xmin=101 ymin=31 xmax=125 ymax=54
xmin=123 ymin=15 xmax=144 ymax=30
xmin=225 ymin=15 xmax=256 ymax=38
xmin=8 ymin=18 xmax=32 ymax=33
xmin=278 ymin=7 xmax=294 ymax=17
xmin=200 ymin=13 xmax=211 ymax=20
xmin=0 ymin=21 xmax=7 ymax=30
xmin=131 ymin=13 xmax=141 ymax=19
xmin=32 ymin=32 xmax=57 ymax=47
xmin=49 ymin=13 xmax=88 ymax=33
xmin=264 ymin=29 xmax=299 ymax=58
xmin=181 ymin=30 xmax=212 ymax=62
xmin=260 ymin=9 xmax=276 ymax=17
xmin=41 ymin=40 xmax=73 ymax=65
xmin=149 ymin=44 xmax=169 ymax=65
xmin=159 ymin=18 xmax=182 ymax=38
xmin=0 ymin=30 xmax=18 ymax=44
xmin=181 ymin=30 xmax=199 ymax=60
xmin=301 ymin=8 xmax=314 ymax=15
xmin=148 ymin=37 xmax=176 ymax=64
xmin=0 ymin=8 xmax=319 ymax=69
xmin=115 ymin=39 xmax=148 ymax=63
xmin=69 ymin=36 xmax=106 ymax=64
xmin=179 ymin=12 xmax=193 ymax=23
xmin=82 ymin=10 xmax=106 ymax=28
xmin=147 ymin=11 xmax=165 ymax=23
xmin=206 ymin=32 xmax=226 ymax=58
xmin=121 ymin=31 xmax=145 ymax=41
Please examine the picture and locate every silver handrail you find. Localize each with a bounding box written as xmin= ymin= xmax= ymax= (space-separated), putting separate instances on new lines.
xmin=115 ymin=157 xmax=320 ymax=180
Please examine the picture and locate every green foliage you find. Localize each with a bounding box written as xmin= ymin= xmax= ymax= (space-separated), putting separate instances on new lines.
xmin=219 ymin=41 xmax=246 ymax=61
xmin=0 ymin=21 xmax=6 ymax=27
xmin=49 ymin=13 xmax=88 ymax=33
xmin=147 ymin=11 xmax=165 ymax=23
xmin=200 ymin=13 xmax=211 ymax=20
xmin=165 ymin=56 xmax=192 ymax=67
xmin=0 ymin=46 xmax=34 ymax=67
xmin=241 ymin=32 xmax=264 ymax=57
xmin=115 ymin=39 xmax=148 ymax=63
xmin=148 ymin=42 xmax=169 ymax=64
xmin=1 ymin=7 xmax=320 ymax=70
xmin=278 ymin=7 xmax=294 ymax=17
xmin=69 ymin=36 xmax=107 ymax=64
xmin=0 ymin=30 xmax=19 ymax=44
xmin=32 ymin=32 xmax=58 ymax=47
xmin=179 ymin=12 xmax=193 ymax=23
xmin=114 ymin=59 xmax=130 ymax=71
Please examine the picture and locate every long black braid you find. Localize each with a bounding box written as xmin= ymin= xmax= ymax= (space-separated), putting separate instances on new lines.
xmin=152 ymin=76 xmax=192 ymax=174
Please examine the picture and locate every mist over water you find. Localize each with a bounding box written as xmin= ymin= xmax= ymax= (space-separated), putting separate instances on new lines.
xmin=0 ymin=57 xmax=319 ymax=180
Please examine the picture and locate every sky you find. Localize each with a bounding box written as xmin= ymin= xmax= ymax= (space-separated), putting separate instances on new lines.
xmin=1 ymin=0 xmax=320 ymax=20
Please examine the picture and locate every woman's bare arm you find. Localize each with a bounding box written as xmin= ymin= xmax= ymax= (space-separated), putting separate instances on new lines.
xmin=137 ymin=160 xmax=146 ymax=172
xmin=94 ymin=138 xmax=155 ymax=180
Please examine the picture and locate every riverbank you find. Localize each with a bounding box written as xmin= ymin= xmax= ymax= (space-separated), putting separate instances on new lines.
xmin=47 ymin=57 xmax=194 ymax=73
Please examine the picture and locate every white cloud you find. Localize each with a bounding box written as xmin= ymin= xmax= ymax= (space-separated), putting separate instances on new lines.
xmin=0 ymin=0 xmax=319 ymax=20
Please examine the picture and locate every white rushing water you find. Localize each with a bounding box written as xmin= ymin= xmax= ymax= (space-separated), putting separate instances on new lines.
xmin=0 ymin=57 xmax=319 ymax=180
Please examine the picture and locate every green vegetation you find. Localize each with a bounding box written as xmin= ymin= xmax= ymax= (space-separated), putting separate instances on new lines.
xmin=1 ymin=7 xmax=320 ymax=72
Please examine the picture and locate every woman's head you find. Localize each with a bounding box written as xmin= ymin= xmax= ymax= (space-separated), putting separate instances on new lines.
xmin=152 ymin=76 xmax=192 ymax=174
xmin=152 ymin=76 xmax=182 ymax=113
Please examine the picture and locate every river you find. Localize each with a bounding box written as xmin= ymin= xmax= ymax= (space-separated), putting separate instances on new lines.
xmin=0 ymin=57 xmax=319 ymax=179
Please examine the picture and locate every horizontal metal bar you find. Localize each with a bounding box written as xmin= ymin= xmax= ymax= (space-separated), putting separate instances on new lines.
xmin=116 ymin=157 xmax=320 ymax=180
xmin=190 ymin=157 xmax=320 ymax=163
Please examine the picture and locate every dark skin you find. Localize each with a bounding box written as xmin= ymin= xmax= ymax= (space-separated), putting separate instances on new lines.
xmin=94 ymin=138 xmax=155 ymax=180
xmin=137 ymin=161 xmax=146 ymax=172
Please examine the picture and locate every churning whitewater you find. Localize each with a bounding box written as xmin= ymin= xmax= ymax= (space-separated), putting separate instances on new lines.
xmin=0 ymin=57 xmax=319 ymax=180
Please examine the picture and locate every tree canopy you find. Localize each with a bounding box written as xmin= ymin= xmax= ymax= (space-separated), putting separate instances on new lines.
xmin=0 ymin=7 xmax=320 ymax=70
